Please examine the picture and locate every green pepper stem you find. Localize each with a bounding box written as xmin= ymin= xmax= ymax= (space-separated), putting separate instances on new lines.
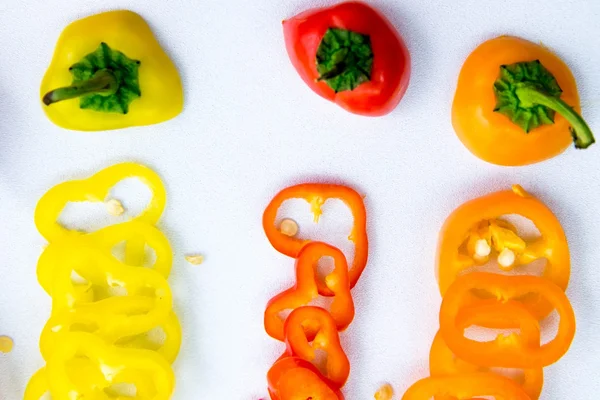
xmin=515 ymin=85 xmax=595 ymax=149
xmin=43 ymin=69 xmax=118 ymax=106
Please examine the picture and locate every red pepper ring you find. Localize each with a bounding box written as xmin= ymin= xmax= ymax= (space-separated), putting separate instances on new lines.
xmin=263 ymin=183 xmax=368 ymax=296
xmin=439 ymin=272 xmax=575 ymax=369
xmin=267 ymin=357 xmax=344 ymax=400
xmin=401 ymin=372 xmax=531 ymax=399
xmin=283 ymin=306 xmax=350 ymax=389
xmin=264 ymin=242 xmax=355 ymax=341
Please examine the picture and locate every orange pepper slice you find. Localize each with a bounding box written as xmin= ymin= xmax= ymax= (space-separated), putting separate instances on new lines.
xmin=439 ymin=273 xmax=575 ymax=369
xmin=264 ymin=242 xmax=354 ymax=341
xmin=401 ymin=373 xmax=531 ymax=399
xmin=283 ymin=306 xmax=350 ymax=389
xmin=263 ymin=183 xmax=368 ymax=295
xmin=437 ymin=186 xmax=569 ymax=324
xmin=267 ymin=357 xmax=344 ymax=400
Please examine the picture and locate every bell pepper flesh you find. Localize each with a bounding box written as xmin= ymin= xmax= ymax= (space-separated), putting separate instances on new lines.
xmin=439 ymin=272 xmax=575 ymax=369
xmin=268 ymin=357 xmax=344 ymax=400
xmin=263 ymin=183 xmax=368 ymax=295
xmin=264 ymin=241 xmax=355 ymax=341
xmin=437 ymin=185 xmax=570 ymax=325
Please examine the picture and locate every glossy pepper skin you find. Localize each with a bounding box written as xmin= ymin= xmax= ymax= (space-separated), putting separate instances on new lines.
xmin=263 ymin=183 xmax=368 ymax=295
xmin=439 ymin=273 xmax=575 ymax=369
xmin=265 ymin=242 xmax=355 ymax=341
xmin=283 ymin=1 xmax=410 ymax=116
xmin=41 ymin=10 xmax=183 ymax=131
xmin=283 ymin=306 xmax=350 ymax=389
xmin=452 ymin=36 xmax=594 ymax=165
xmin=268 ymin=357 xmax=344 ymax=400
xmin=437 ymin=185 xmax=569 ymax=324
xmin=401 ymin=373 xmax=531 ymax=400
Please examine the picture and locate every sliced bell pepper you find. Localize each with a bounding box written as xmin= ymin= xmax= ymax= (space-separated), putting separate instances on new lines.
xmin=35 ymin=162 xmax=166 ymax=242
xmin=46 ymin=332 xmax=175 ymax=399
xmin=439 ymin=272 xmax=575 ymax=369
xmin=263 ymin=183 xmax=368 ymax=295
xmin=452 ymin=36 xmax=594 ymax=165
xmin=283 ymin=306 xmax=350 ymax=389
xmin=430 ymin=329 xmax=543 ymax=399
xmin=41 ymin=10 xmax=183 ymax=131
xmin=283 ymin=1 xmax=410 ymax=116
xmin=437 ymin=185 xmax=570 ymax=324
xmin=265 ymin=242 xmax=355 ymax=341
xmin=401 ymin=372 xmax=531 ymax=399
xmin=267 ymin=357 xmax=344 ymax=400
xmin=38 ymin=244 xmax=173 ymax=338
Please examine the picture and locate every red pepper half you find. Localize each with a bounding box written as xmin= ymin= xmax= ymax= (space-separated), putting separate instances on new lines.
xmin=283 ymin=1 xmax=411 ymax=116
xmin=267 ymin=357 xmax=344 ymax=400
xmin=263 ymin=183 xmax=368 ymax=295
xmin=264 ymin=242 xmax=355 ymax=341
xmin=283 ymin=306 xmax=350 ymax=389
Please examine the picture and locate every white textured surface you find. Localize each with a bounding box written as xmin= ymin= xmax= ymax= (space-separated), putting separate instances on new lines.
xmin=0 ymin=0 xmax=599 ymax=398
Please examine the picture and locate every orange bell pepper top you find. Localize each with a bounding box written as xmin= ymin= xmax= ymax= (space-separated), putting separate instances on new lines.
xmin=452 ymin=36 xmax=594 ymax=166
xmin=263 ymin=183 xmax=368 ymax=295
xmin=264 ymin=242 xmax=355 ymax=341
xmin=439 ymin=272 xmax=575 ymax=369
xmin=401 ymin=373 xmax=531 ymax=399
xmin=437 ymin=185 xmax=570 ymax=323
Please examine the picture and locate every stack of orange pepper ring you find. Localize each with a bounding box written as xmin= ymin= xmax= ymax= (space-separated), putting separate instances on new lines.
xmin=24 ymin=163 xmax=180 ymax=400
xmin=262 ymin=184 xmax=368 ymax=400
xmin=402 ymin=185 xmax=576 ymax=399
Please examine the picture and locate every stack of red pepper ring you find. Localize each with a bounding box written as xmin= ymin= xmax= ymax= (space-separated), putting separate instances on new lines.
xmin=402 ymin=185 xmax=576 ymax=399
xmin=24 ymin=163 xmax=180 ymax=400
xmin=262 ymin=184 xmax=368 ymax=400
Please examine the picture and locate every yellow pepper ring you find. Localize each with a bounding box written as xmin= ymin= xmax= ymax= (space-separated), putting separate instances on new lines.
xmin=35 ymin=162 xmax=166 ymax=242
xmin=437 ymin=186 xmax=570 ymax=324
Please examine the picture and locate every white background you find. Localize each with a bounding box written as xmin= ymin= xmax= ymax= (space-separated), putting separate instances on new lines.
xmin=0 ymin=0 xmax=599 ymax=398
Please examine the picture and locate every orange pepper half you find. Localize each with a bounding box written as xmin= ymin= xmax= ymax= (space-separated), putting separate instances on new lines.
xmin=439 ymin=273 xmax=575 ymax=369
xmin=437 ymin=185 xmax=569 ymax=323
xmin=267 ymin=357 xmax=344 ymax=400
xmin=452 ymin=36 xmax=594 ymax=166
xmin=283 ymin=306 xmax=350 ymax=389
xmin=263 ymin=183 xmax=368 ymax=295
xmin=264 ymin=242 xmax=354 ymax=341
xmin=401 ymin=373 xmax=531 ymax=399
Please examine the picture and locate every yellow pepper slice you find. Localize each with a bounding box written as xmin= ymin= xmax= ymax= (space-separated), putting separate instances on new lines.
xmin=40 ymin=10 xmax=183 ymax=131
xmin=35 ymin=162 xmax=166 ymax=242
xmin=46 ymin=332 xmax=175 ymax=399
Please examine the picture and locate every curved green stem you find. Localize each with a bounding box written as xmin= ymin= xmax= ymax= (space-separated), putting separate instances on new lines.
xmin=43 ymin=69 xmax=118 ymax=106
xmin=515 ymin=85 xmax=595 ymax=149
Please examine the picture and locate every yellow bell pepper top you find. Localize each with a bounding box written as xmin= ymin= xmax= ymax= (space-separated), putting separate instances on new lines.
xmin=40 ymin=10 xmax=183 ymax=131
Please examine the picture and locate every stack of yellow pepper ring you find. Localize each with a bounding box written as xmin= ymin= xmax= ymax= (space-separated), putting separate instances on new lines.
xmin=24 ymin=163 xmax=181 ymax=400
xmin=402 ymin=185 xmax=576 ymax=399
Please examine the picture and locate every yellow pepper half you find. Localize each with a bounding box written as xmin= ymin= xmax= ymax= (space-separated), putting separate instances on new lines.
xmin=40 ymin=10 xmax=183 ymax=131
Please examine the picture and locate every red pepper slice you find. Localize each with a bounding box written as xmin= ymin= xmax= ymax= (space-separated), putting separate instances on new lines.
xmin=263 ymin=183 xmax=368 ymax=295
xmin=439 ymin=272 xmax=575 ymax=369
xmin=283 ymin=1 xmax=410 ymax=116
xmin=283 ymin=306 xmax=350 ymax=389
xmin=267 ymin=357 xmax=344 ymax=400
xmin=264 ymin=242 xmax=355 ymax=341
xmin=401 ymin=372 xmax=531 ymax=399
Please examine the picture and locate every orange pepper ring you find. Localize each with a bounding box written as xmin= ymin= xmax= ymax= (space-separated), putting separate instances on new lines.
xmin=264 ymin=242 xmax=355 ymax=341
xmin=283 ymin=306 xmax=350 ymax=389
xmin=263 ymin=183 xmax=368 ymax=296
xmin=401 ymin=372 xmax=531 ymax=399
xmin=439 ymin=272 xmax=575 ymax=369
xmin=437 ymin=188 xmax=569 ymax=323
